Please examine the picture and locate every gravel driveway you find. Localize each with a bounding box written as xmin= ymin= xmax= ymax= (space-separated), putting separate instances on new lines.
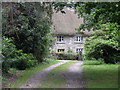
xmin=20 ymin=60 xmax=84 ymax=88
xmin=20 ymin=60 xmax=70 ymax=88
xmin=62 ymin=61 xmax=84 ymax=88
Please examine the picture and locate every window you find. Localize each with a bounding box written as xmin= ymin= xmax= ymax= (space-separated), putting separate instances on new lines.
xmin=75 ymin=36 xmax=83 ymax=42
xmin=58 ymin=49 xmax=65 ymax=52
xmin=76 ymin=48 xmax=83 ymax=54
xmin=57 ymin=36 xmax=64 ymax=42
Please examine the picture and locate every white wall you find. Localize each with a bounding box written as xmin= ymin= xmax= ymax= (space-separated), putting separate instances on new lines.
xmin=52 ymin=35 xmax=86 ymax=54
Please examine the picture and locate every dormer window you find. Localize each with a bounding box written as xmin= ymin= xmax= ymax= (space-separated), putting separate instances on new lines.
xmin=75 ymin=36 xmax=83 ymax=42
xmin=57 ymin=36 xmax=64 ymax=42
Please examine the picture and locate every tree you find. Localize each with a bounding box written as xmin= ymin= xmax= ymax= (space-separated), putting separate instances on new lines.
xmin=74 ymin=2 xmax=120 ymax=63
xmin=75 ymin=2 xmax=120 ymax=46
xmin=2 ymin=2 xmax=53 ymax=62
xmin=53 ymin=2 xmax=120 ymax=63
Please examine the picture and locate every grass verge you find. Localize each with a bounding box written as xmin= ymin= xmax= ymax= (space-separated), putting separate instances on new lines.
xmin=8 ymin=60 xmax=59 ymax=88
xmin=39 ymin=61 xmax=77 ymax=88
xmin=83 ymin=60 xmax=104 ymax=65
xmin=83 ymin=62 xmax=119 ymax=88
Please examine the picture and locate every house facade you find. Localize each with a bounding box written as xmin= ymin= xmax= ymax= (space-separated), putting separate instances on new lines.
xmin=51 ymin=8 xmax=92 ymax=54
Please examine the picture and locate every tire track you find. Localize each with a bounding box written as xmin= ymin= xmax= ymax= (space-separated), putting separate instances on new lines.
xmin=20 ymin=60 xmax=70 ymax=88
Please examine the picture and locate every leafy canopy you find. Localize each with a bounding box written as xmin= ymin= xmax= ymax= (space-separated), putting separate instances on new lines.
xmin=2 ymin=2 xmax=53 ymax=61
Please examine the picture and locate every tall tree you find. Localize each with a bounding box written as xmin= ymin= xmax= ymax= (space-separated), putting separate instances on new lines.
xmin=53 ymin=2 xmax=120 ymax=63
xmin=74 ymin=2 xmax=120 ymax=63
xmin=2 ymin=2 xmax=53 ymax=62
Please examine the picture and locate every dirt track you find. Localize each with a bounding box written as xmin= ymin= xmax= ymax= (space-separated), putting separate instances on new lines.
xmin=20 ymin=60 xmax=69 ymax=88
xmin=20 ymin=60 xmax=84 ymax=88
xmin=62 ymin=61 xmax=84 ymax=88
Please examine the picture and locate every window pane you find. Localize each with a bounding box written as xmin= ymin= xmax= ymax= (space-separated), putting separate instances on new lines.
xmin=57 ymin=36 xmax=64 ymax=42
xmin=75 ymin=36 xmax=83 ymax=42
xmin=79 ymin=36 xmax=81 ymax=41
xmin=76 ymin=48 xmax=83 ymax=54
xmin=58 ymin=49 xmax=65 ymax=52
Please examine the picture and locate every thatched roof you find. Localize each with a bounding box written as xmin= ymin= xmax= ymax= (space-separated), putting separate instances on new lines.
xmin=52 ymin=8 xmax=93 ymax=36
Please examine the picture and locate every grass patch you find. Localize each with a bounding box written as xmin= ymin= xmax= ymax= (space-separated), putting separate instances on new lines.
xmin=83 ymin=60 xmax=104 ymax=65
xmin=39 ymin=61 xmax=77 ymax=88
xmin=8 ymin=60 xmax=59 ymax=88
xmin=83 ymin=62 xmax=119 ymax=88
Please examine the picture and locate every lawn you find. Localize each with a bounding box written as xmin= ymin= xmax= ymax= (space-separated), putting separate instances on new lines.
xmin=83 ymin=61 xmax=119 ymax=88
xmin=8 ymin=60 xmax=59 ymax=88
xmin=39 ymin=61 xmax=77 ymax=88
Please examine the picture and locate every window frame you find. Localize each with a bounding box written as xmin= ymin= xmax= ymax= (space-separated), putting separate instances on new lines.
xmin=57 ymin=36 xmax=64 ymax=42
xmin=58 ymin=49 xmax=65 ymax=52
xmin=76 ymin=48 xmax=83 ymax=54
xmin=75 ymin=36 xmax=83 ymax=42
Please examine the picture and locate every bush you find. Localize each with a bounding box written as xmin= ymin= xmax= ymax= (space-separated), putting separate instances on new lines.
xmin=67 ymin=49 xmax=75 ymax=54
xmin=84 ymin=39 xmax=120 ymax=64
xmin=2 ymin=37 xmax=16 ymax=73
xmin=50 ymin=52 xmax=78 ymax=60
xmin=2 ymin=37 xmax=38 ymax=73
xmin=108 ymin=54 xmax=120 ymax=64
xmin=12 ymin=53 xmax=38 ymax=70
xmin=2 ymin=60 xmax=11 ymax=74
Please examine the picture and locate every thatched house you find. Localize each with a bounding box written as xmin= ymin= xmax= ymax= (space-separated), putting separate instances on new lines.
xmin=51 ymin=8 xmax=92 ymax=54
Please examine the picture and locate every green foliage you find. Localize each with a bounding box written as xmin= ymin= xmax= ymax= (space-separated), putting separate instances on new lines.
xmin=2 ymin=37 xmax=16 ymax=73
xmin=9 ymin=61 xmax=59 ymax=88
xmin=83 ymin=23 xmax=120 ymax=64
xmin=75 ymin=2 xmax=120 ymax=30
xmin=52 ymin=2 xmax=120 ymax=64
xmin=83 ymin=60 xmax=104 ymax=65
xmin=84 ymin=38 xmax=120 ymax=64
xmin=94 ymin=23 xmax=120 ymax=50
xmin=54 ymin=53 xmax=77 ymax=60
xmin=42 ymin=58 xmax=58 ymax=64
xmin=74 ymin=3 xmax=120 ymax=64
xmin=9 ymin=68 xmax=17 ymax=74
xmin=11 ymin=53 xmax=38 ymax=70
xmin=2 ymin=37 xmax=16 ymax=59
xmin=53 ymin=2 xmax=73 ymax=13
xmin=2 ymin=37 xmax=38 ymax=73
xmin=67 ymin=48 xmax=75 ymax=54
xmin=2 ymin=2 xmax=53 ymax=62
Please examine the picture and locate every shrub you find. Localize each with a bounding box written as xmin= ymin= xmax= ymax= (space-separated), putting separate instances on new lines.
xmin=12 ymin=53 xmax=38 ymax=70
xmin=50 ymin=52 xmax=78 ymax=60
xmin=2 ymin=37 xmax=38 ymax=73
xmin=108 ymin=54 xmax=120 ymax=64
xmin=84 ymin=39 xmax=120 ymax=64
xmin=2 ymin=37 xmax=16 ymax=73
xmin=2 ymin=60 xmax=11 ymax=74
xmin=67 ymin=49 xmax=75 ymax=54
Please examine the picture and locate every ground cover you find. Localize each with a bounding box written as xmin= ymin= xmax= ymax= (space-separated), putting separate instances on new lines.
xmin=83 ymin=61 xmax=119 ymax=88
xmin=7 ymin=60 xmax=59 ymax=88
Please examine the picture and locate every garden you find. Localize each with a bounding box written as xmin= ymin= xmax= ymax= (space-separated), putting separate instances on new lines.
xmin=1 ymin=2 xmax=120 ymax=88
